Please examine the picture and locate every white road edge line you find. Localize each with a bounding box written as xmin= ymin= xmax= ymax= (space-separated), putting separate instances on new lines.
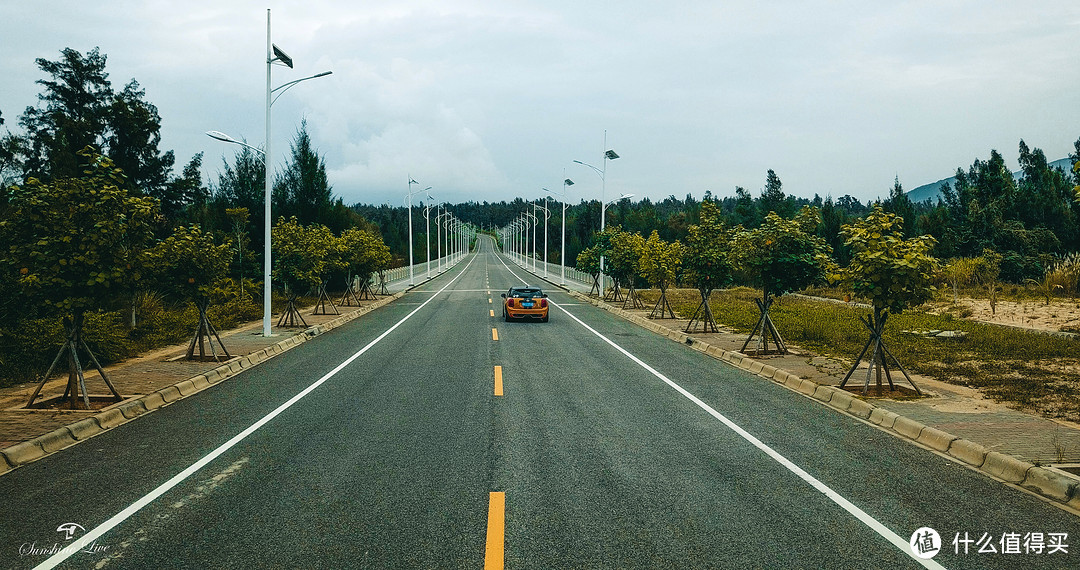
xmin=493 ymin=248 xmax=945 ymax=570
xmin=34 ymin=254 xmax=477 ymax=570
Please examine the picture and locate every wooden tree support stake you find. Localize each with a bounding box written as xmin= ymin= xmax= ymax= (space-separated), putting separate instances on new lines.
xmin=26 ymin=315 xmax=122 ymax=409
xmin=339 ymin=275 xmax=363 ymax=306
xmin=375 ymin=272 xmax=389 ymax=296
xmin=186 ymin=300 xmax=231 ymax=361
xmin=649 ymin=285 xmax=676 ymax=319
xmin=588 ymin=274 xmax=601 ymax=297
xmin=621 ymin=282 xmax=644 ymax=310
xmin=312 ymin=281 xmax=340 ymax=315
xmin=741 ymin=295 xmax=787 ymax=355
xmin=684 ymin=288 xmax=719 ymax=333
xmin=839 ymin=311 xmax=922 ymax=396
xmin=278 ymin=289 xmax=309 ymax=328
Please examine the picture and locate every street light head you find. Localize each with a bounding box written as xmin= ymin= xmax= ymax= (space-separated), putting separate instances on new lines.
xmin=313 ymin=71 xmax=333 ymax=78
xmin=564 ymin=179 xmax=574 ymax=186
xmin=621 ymin=193 xmax=634 ymax=200
xmin=206 ymin=130 xmax=235 ymax=143
xmin=605 ymin=150 xmax=619 ymax=160
xmin=572 ymin=160 xmax=585 ymax=165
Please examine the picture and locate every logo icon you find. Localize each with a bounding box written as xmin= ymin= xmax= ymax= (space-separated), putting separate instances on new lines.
xmin=56 ymin=523 xmax=85 ymax=541
xmin=910 ymin=527 xmax=942 ymax=559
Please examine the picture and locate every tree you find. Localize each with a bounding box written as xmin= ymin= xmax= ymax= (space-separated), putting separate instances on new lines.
xmin=338 ymin=227 xmax=392 ymax=302
xmin=146 ymin=225 xmax=233 ymax=360
xmin=16 ymin=48 xmax=113 ymax=181
xmin=837 ymin=205 xmax=939 ymax=395
xmin=106 ymin=79 xmax=174 ymax=198
xmin=271 ymin=217 xmax=332 ymax=327
xmin=682 ymin=200 xmax=734 ymax=333
xmin=225 ymin=207 xmax=253 ymax=298
xmin=576 ymin=245 xmax=602 ymax=297
xmin=274 ymin=120 xmax=332 ymax=226
xmin=759 ymin=169 xmax=791 ymax=219
xmin=606 ymin=228 xmax=646 ymax=309
xmin=1 ymin=148 xmax=159 ymax=408
xmin=640 ymin=230 xmax=684 ymax=319
xmin=729 ymin=206 xmax=833 ymax=354
xmin=215 ymin=144 xmax=266 ymax=255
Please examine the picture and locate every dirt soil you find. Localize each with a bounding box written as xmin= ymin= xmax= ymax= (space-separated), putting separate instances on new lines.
xmin=926 ymin=297 xmax=1080 ymax=333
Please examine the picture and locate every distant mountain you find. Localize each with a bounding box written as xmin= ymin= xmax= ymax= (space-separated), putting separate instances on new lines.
xmin=905 ymin=157 xmax=1075 ymax=204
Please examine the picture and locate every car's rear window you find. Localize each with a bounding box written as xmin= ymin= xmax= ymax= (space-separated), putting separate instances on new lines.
xmin=511 ymin=289 xmax=542 ymax=298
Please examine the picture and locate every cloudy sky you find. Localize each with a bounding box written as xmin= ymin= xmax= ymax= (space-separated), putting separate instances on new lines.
xmin=2 ymin=1 xmax=1078 ymax=207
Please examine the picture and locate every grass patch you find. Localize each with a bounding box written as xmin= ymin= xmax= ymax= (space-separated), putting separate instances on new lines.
xmin=647 ymin=286 xmax=1080 ymax=422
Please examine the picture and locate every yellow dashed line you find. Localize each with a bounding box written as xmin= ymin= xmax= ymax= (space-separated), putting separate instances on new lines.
xmin=492 ymin=328 xmax=499 ymax=341
xmin=490 ymin=310 xmax=495 ymax=317
xmin=494 ymin=366 xmax=503 ymax=396
xmin=485 ymin=492 xmax=505 ymax=569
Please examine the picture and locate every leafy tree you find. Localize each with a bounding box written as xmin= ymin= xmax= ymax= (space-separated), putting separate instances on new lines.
xmin=576 ymin=245 xmax=602 ymax=296
xmin=0 ymin=148 xmax=159 ymax=407
xmin=225 ymin=207 xmax=253 ymax=297
xmin=837 ymin=205 xmax=938 ymax=395
xmin=338 ymin=227 xmax=392 ymax=302
xmin=640 ymin=230 xmax=684 ymax=319
xmin=606 ymin=227 xmax=646 ymax=308
xmin=682 ymin=200 xmax=734 ymax=333
xmin=146 ymin=225 xmax=232 ymax=360
xmin=214 ymin=144 xmax=266 ymax=254
xmin=730 ymin=206 xmax=833 ymax=353
xmin=271 ymin=217 xmax=332 ymax=327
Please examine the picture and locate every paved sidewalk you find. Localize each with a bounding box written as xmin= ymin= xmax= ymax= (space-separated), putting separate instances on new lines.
xmin=0 ymin=277 xmax=416 ymax=453
xmin=511 ymin=260 xmax=1080 ymax=467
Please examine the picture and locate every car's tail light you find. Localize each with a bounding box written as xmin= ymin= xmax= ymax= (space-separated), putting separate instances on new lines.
xmin=507 ymin=298 xmax=514 ymax=307
xmin=540 ymin=299 xmax=548 ymax=308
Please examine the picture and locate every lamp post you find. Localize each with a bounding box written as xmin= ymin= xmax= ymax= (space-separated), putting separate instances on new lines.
xmin=423 ymin=193 xmax=434 ymax=279
xmin=574 ymin=133 xmax=619 ymax=296
xmin=405 ymin=180 xmax=431 ymax=285
xmin=545 ymin=177 xmax=574 ymax=285
xmin=534 ymin=200 xmax=550 ymax=277
xmin=207 ymin=9 xmax=331 ymax=337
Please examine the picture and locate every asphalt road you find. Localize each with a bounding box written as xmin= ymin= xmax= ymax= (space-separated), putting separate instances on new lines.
xmin=1 ymin=236 xmax=1078 ymax=569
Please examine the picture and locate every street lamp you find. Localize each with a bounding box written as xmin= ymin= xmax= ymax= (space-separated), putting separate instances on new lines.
xmin=422 ymin=192 xmax=434 ymax=279
xmin=206 ymin=8 xmax=331 ymax=337
xmin=545 ymin=177 xmax=574 ymax=285
xmin=405 ymin=180 xmax=431 ymax=285
xmin=574 ymin=132 xmax=619 ymax=297
xmin=534 ymin=200 xmax=550 ymax=277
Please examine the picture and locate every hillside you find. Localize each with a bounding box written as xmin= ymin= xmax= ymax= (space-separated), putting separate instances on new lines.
xmin=906 ymin=157 xmax=1074 ymax=204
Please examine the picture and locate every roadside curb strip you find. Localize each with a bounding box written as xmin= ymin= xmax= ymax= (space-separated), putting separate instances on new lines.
xmin=564 ymin=288 xmax=1080 ymax=511
xmin=0 ymin=292 xmax=404 ymax=473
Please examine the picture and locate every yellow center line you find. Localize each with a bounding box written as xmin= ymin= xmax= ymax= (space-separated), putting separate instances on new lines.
xmin=492 ymin=328 xmax=499 ymax=341
xmin=489 ymin=309 xmax=495 ymax=317
xmin=484 ymin=492 xmax=505 ymax=569
xmin=489 ymin=298 xmax=492 ymax=304
xmin=494 ymin=366 xmax=503 ymax=396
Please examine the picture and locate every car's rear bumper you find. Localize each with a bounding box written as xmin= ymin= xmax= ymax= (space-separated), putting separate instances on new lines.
xmin=506 ymin=309 xmax=548 ymax=320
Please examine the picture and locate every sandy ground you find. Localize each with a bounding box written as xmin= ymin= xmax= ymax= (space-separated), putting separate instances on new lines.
xmin=926 ymin=297 xmax=1080 ymax=333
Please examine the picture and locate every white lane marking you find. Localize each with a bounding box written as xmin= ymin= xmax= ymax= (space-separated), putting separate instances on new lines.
xmin=34 ymin=254 xmax=478 ymax=570
xmin=493 ymin=251 xmax=945 ymax=570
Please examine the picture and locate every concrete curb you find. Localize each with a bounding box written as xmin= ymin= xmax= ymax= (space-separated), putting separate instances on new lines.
xmin=564 ymin=289 xmax=1080 ymax=511
xmin=0 ymin=292 xmax=404 ymax=473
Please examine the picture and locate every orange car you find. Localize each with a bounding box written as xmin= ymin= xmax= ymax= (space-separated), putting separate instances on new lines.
xmin=501 ymin=286 xmax=549 ymax=322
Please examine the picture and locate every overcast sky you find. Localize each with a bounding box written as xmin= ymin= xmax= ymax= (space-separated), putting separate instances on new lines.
xmin=2 ymin=1 xmax=1078 ymax=208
